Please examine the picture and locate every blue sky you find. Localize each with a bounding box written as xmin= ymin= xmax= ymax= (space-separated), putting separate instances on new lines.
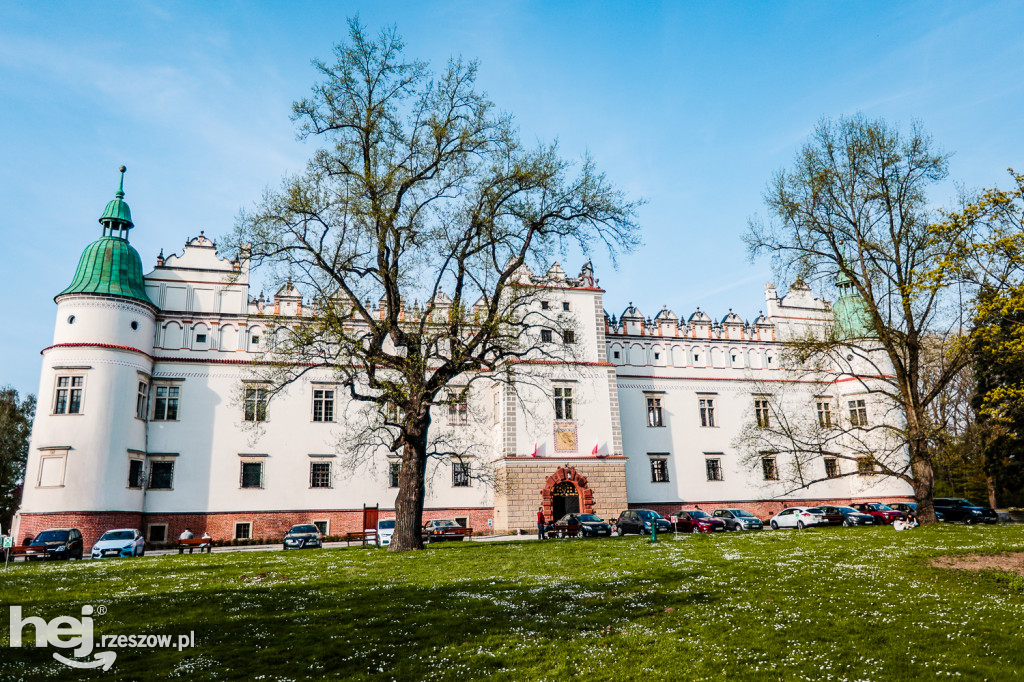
xmin=2 ymin=1 xmax=1023 ymax=396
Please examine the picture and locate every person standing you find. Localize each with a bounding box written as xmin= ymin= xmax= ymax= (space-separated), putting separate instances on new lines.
xmin=537 ymin=506 xmax=546 ymax=540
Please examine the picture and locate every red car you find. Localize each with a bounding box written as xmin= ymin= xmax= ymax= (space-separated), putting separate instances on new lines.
xmin=670 ymin=510 xmax=727 ymax=533
xmin=850 ymin=503 xmax=906 ymax=525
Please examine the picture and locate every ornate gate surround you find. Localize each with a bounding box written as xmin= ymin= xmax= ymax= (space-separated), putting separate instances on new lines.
xmin=541 ymin=466 xmax=594 ymax=520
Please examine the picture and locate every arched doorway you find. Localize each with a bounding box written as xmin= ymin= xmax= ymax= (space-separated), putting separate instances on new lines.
xmin=551 ymin=481 xmax=579 ymax=519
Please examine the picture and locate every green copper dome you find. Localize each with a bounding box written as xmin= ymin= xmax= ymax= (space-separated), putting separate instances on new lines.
xmin=58 ymin=167 xmax=154 ymax=306
xmin=833 ymin=267 xmax=874 ymax=340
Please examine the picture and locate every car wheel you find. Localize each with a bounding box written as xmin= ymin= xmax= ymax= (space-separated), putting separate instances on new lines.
xmin=966 ymin=517 xmax=978 ymax=525
xmin=873 ymin=517 xmax=882 ymax=525
xmin=797 ymin=520 xmax=805 ymax=530
xmin=616 ymin=527 xmax=624 ymax=537
xmin=771 ymin=521 xmax=779 ymax=530
xmin=691 ymin=526 xmax=700 ymax=534
xmin=843 ymin=518 xmax=853 ymax=527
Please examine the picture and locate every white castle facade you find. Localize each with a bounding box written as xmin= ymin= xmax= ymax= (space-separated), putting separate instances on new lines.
xmin=14 ymin=175 xmax=913 ymax=546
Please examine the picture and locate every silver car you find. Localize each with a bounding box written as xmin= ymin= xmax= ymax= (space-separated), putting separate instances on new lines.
xmin=712 ymin=508 xmax=764 ymax=531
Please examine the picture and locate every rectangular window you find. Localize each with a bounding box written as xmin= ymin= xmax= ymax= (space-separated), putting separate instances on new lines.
xmin=128 ymin=459 xmax=145 ymax=489
xmin=650 ymin=457 xmax=669 ymax=483
xmin=541 ymin=329 xmax=553 ymax=343
xmin=761 ymin=455 xmax=779 ymax=481
xmin=147 ymin=524 xmax=167 ymax=543
xmin=646 ymin=396 xmax=664 ymax=427
xmin=389 ymin=460 xmax=401 ymax=488
xmin=148 ymin=460 xmax=174 ymax=490
xmin=453 ymin=461 xmax=471 ymax=487
xmin=541 ymin=301 xmax=550 ymax=310
xmin=857 ymin=455 xmax=877 ymax=476
xmin=454 ymin=516 xmax=469 ymax=528
xmin=849 ymin=399 xmax=868 ymax=427
xmin=234 ymin=522 xmax=251 ymax=540
xmin=562 ymin=301 xmax=570 ymax=311
xmin=53 ymin=375 xmax=84 ymax=414
xmin=447 ymin=389 xmax=468 ymax=425
xmin=562 ymin=330 xmax=575 ymax=344
xmin=195 ymin=333 xmax=207 ymax=344
xmin=385 ymin=401 xmax=400 ymax=423
xmin=817 ymin=401 xmax=832 ymax=428
xmin=136 ymin=381 xmax=149 ymax=419
xmin=312 ymin=388 xmax=335 ymax=422
xmin=754 ymin=398 xmax=770 ymax=428
xmin=824 ymin=457 xmax=840 ymax=479
xmin=554 ymin=386 xmax=574 ymax=420
xmin=240 ymin=461 xmax=263 ymax=489
xmin=37 ymin=454 xmax=67 ymax=488
xmin=313 ymin=520 xmax=329 ymax=536
xmin=244 ymin=386 xmax=268 ymax=422
xmin=310 ymin=461 xmax=331 ymax=488
xmin=699 ymin=397 xmax=716 ymax=427
xmin=705 ymin=457 xmax=723 ymax=481
xmin=152 ymin=385 xmax=180 ymax=421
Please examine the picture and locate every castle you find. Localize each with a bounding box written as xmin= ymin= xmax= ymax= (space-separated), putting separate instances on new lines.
xmin=13 ymin=171 xmax=913 ymax=546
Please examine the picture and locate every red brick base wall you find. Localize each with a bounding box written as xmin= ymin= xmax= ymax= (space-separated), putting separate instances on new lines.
xmin=16 ymin=507 xmax=496 ymax=548
xmin=630 ymin=496 xmax=915 ymax=521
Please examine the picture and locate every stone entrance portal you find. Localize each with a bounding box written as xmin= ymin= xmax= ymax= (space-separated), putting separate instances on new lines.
xmin=551 ymin=481 xmax=580 ymax=519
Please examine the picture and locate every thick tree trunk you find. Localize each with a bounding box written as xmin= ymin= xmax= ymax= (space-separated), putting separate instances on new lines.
xmin=389 ymin=425 xmax=429 ymax=552
xmin=910 ymin=441 xmax=938 ymax=524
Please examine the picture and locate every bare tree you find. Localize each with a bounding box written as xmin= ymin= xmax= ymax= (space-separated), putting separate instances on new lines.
xmin=226 ymin=21 xmax=639 ymax=550
xmin=745 ymin=115 xmax=972 ymax=523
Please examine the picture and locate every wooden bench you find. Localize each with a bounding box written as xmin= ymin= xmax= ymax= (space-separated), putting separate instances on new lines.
xmin=2 ymin=544 xmax=36 ymax=562
xmin=344 ymin=531 xmax=378 ymax=546
xmin=177 ymin=538 xmax=213 ymax=554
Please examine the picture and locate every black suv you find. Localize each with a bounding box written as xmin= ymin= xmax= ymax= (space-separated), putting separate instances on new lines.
xmin=613 ymin=509 xmax=672 ymax=536
xmin=27 ymin=528 xmax=84 ymax=560
xmin=933 ymin=498 xmax=998 ymax=524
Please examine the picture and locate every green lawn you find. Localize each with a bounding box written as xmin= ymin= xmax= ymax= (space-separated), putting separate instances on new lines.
xmin=2 ymin=525 xmax=1024 ymax=681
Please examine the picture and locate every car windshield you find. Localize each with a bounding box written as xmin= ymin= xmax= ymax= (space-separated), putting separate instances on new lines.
xmin=868 ymin=504 xmax=893 ymax=511
xmin=100 ymin=531 xmax=135 ymax=541
xmin=837 ymin=507 xmax=860 ymax=514
xmin=820 ymin=507 xmax=838 ymax=514
xmin=378 ymin=520 xmax=395 ymax=529
xmin=636 ymin=510 xmax=663 ymax=520
xmin=733 ymin=510 xmax=756 ymax=517
xmin=34 ymin=530 xmax=69 ymax=542
xmin=689 ymin=511 xmax=710 ymax=519
xmin=289 ymin=525 xmax=319 ymax=534
xmin=578 ymin=515 xmax=602 ymax=522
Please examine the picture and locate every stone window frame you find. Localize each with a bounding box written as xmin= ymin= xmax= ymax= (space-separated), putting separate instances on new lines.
xmin=309 ymin=456 xmax=333 ymax=489
xmin=152 ymin=380 xmax=183 ymax=421
xmin=234 ymin=521 xmax=252 ymax=541
xmin=147 ymin=524 xmax=168 ymax=543
xmin=146 ymin=453 xmax=178 ymax=490
xmin=36 ymin=447 xmax=69 ymax=488
xmin=648 ymin=453 xmax=670 ymax=483
xmin=311 ymin=385 xmax=336 ymax=423
xmin=52 ymin=372 xmax=87 ymax=416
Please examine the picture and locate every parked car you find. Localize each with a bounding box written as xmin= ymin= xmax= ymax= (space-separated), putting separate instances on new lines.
xmin=26 ymin=528 xmax=84 ymax=560
xmin=377 ymin=518 xmax=395 ymax=546
xmin=933 ymin=498 xmax=999 ymax=525
xmin=832 ymin=506 xmax=877 ymax=526
xmin=711 ymin=508 xmax=764 ymax=531
xmin=548 ymin=513 xmax=612 ymax=538
xmin=814 ymin=506 xmax=847 ymax=526
xmin=769 ymin=507 xmax=825 ymax=530
xmin=670 ymin=510 xmax=727 ymax=533
xmin=282 ymin=524 xmax=322 ymax=550
xmin=890 ymin=502 xmax=945 ymax=522
xmin=422 ymin=519 xmax=472 ymax=542
xmin=613 ymin=509 xmax=672 ymax=536
xmin=850 ymin=503 xmax=905 ymax=525
xmin=91 ymin=528 xmax=145 ymax=558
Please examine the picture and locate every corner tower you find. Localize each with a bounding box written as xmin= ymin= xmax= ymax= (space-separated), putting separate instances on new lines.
xmin=15 ymin=168 xmax=157 ymax=546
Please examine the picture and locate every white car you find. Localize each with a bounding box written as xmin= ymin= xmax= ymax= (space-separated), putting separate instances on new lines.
xmin=377 ymin=518 xmax=395 ymax=546
xmin=91 ymin=528 xmax=145 ymax=558
xmin=769 ymin=507 xmax=825 ymax=530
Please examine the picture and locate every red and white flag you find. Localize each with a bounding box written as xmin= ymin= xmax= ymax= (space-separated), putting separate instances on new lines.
xmin=591 ymin=441 xmax=599 ymax=456
xmin=531 ymin=441 xmax=538 ymax=458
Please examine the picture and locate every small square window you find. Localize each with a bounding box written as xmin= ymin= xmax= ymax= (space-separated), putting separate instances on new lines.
xmin=310 ymin=461 xmax=332 ymax=488
xmin=613 ymin=351 xmax=620 ymax=359
xmin=562 ymin=302 xmax=570 ymax=311
xmin=541 ymin=329 xmax=553 ymax=343
xmin=857 ymin=455 xmax=877 ymax=476
xmin=234 ymin=522 xmax=251 ymax=540
xmin=147 ymin=524 xmax=167 ymax=543
xmin=562 ymin=330 xmax=575 ymax=344
xmin=541 ymin=301 xmax=550 ymax=310
xmin=196 ymin=334 xmax=207 ymax=344
xmin=241 ymin=461 xmax=263 ymax=488
xmin=313 ymin=520 xmax=329 ymax=536
xmin=148 ymin=460 xmax=175 ymax=490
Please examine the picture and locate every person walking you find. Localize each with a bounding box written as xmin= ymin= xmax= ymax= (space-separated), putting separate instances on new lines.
xmin=537 ymin=506 xmax=546 ymax=540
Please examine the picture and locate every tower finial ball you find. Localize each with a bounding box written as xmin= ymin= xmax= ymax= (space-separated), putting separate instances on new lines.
xmin=120 ymin=165 xmax=127 ymax=173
